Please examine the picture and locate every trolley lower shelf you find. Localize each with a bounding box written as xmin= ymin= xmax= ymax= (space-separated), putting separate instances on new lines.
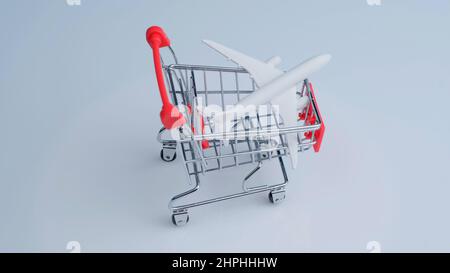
xmin=161 ymin=143 xmax=289 ymax=226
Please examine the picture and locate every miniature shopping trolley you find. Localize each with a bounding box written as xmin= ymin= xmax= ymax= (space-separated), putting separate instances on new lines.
xmin=146 ymin=26 xmax=326 ymax=226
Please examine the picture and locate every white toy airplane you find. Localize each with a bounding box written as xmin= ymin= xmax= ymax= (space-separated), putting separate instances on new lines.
xmin=202 ymin=40 xmax=331 ymax=169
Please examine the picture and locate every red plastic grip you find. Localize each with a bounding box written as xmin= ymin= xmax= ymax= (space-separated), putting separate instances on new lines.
xmin=309 ymin=83 xmax=325 ymax=152
xmin=146 ymin=26 xmax=186 ymax=129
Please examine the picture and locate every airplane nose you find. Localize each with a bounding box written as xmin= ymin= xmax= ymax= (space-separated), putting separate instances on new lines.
xmin=317 ymin=54 xmax=332 ymax=65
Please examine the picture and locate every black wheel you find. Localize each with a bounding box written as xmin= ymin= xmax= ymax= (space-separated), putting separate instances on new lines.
xmin=160 ymin=149 xmax=176 ymax=162
xmin=268 ymin=190 xmax=286 ymax=204
xmin=172 ymin=214 xmax=189 ymax=226
xmin=268 ymin=192 xmax=274 ymax=203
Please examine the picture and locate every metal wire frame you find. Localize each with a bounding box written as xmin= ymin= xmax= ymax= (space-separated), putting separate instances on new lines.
xmin=162 ymin=64 xmax=321 ymax=174
xmin=156 ymin=47 xmax=323 ymax=217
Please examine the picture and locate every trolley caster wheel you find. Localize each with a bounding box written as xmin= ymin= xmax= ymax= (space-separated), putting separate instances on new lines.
xmin=172 ymin=212 xmax=189 ymax=226
xmin=269 ymin=190 xmax=286 ymax=204
xmin=160 ymin=149 xmax=176 ymax=162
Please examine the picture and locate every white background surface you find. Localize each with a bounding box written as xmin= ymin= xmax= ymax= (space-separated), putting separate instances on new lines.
xmin=1 ymin=0 xmax=450 ymax=252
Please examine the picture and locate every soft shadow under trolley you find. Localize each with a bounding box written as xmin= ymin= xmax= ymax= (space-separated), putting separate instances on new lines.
xmin=147 ymin=26 xmax=326 ymax=226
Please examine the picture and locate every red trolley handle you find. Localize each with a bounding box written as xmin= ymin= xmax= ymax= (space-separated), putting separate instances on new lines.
xmin=146 ymin=26 xmax=186 ymax=129
xmin=309 ymin=83 xmax=325 ymax=153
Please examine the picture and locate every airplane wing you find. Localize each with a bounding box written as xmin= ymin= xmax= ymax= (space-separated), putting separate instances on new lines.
xmin=202 ymin=40 xmax=283 ymax=87
xmin=203 ymin=39 xmax=300 ymax=168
